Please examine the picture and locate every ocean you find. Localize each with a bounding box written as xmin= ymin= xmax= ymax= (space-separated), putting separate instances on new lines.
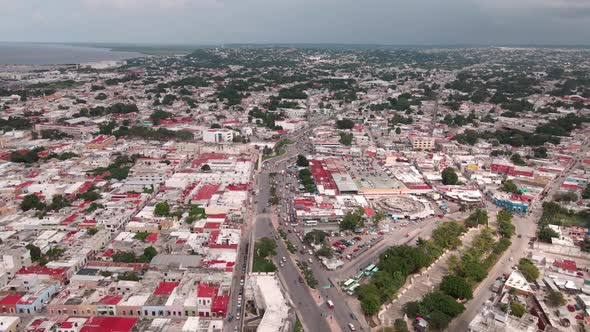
xmin=0 ymin=43 xmax=143 ymax=66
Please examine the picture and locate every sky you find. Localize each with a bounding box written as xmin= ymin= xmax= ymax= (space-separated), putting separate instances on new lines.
xmin=0 ymin=0 xmax=589 ymax=45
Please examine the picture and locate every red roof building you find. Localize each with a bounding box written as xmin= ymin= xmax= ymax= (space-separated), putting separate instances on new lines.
xmin=80 ymin=317 xmax=137 ymax=332
xmin=553 ymin=259 xmax=577 ymax=272
xmin=17 ymin=266 xmax=67 ymax=284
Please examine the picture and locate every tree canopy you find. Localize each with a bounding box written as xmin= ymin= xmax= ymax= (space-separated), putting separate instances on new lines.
xmin=441 ymin=167 xmax=459 ymax=185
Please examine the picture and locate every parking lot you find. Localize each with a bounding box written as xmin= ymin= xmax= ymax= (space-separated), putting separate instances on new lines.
xmin=343 ymin=156 xmax=402 ymax=190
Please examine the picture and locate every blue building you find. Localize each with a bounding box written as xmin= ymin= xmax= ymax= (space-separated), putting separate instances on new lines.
xmin=16 ymin=282 xmax=60 ymax=314
xmin=493 ymin=197 xmax=529 ymax=214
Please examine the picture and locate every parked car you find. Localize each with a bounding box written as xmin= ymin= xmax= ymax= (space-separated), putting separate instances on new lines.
xmin=568 ymin=304 xmax=575 ymax=312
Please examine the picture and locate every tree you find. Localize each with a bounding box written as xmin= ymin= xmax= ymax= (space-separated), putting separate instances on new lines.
xmin=582 ymin=184 xmax=590 ymax=199
xmin=111 ymin=251 xmax=137 ymax=263
xmin=393 ymin=319 xmax=409 ymax=332
xmin=395 ymin=127 xmax=401 ymax=135
xmin=511 ymin=153 xmax=526 ymax=166
xmin=373 ymin=210 xmax=386 ymax=226
xmin=431 ymin=221 xmax=466 ymax=250
xmin=316 ymin=246 xmax=333 ymax=259
xmin=133 ymin=231 xmax=150 ymax=242
xmin=421 ymin=291 xmax=465 ymax=317
xmin=497 ymin=209 xmax=515 ymax=238
xmin=26 ymin=244 xmax=42 ymax=261
xmin=533 ymin=147 xmax=548 ymax=158
xmin=461 ymin=259 xmax=487 ymax=282
xmin=441 ymin=167 xmax=459 ymax=185
xmin=502 ymin=180 xmax=519 ymax=193
xmin=428 ymin=310 xmax=452 ymax=330
xmin=257 ymin=237 xmax=277 ymax=257
xmin=403 ymin=301 xmax=421 ymax=318
xmin=296 ymin=154 xmax=309 ymax=167
xmin=547 ymin=290 xmax=566 ymax=307
xmin=336 ymin=118 xmax=355 ymax=129
xmin=340 ymin=208 xmax=364 ymax=230
xmin=87 ymin=228 xmax=98 ymax=236
xmin=440 ymin=275 xmax=473 ymax=300
xmin=20 ymin=194 xmax=45 ymax=211
xmin=554 ymin=191 xmax=578 ymax=202
xmin=518 ymin=258 xmax=539 ymax=282
xmin=538 ymin=224 xmax=559 ymax=242
xmin=465 ymin=209 xmax=488 ymax=227
xmin=339 ymin=132 xmax=353 ymax=146
xmin=154 ymin=202 xmax=170 ymax=216
xmin=509 ymin=302 xmax=526 ymax=318
xmin=304 ymin=230 xmax=327 ymax=245
xmin=141 ymin=246 xmax=158 ymax=262
xmin=357 ymin=283 xmax=381 ymax=316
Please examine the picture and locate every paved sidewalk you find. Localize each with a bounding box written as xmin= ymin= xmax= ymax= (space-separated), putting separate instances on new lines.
xmin=379 ymin=229 xmax=479 ymax=327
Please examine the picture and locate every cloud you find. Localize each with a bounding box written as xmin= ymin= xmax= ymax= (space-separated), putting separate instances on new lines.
xmin=83 ymin=0 xmax=220 ymax=10
xmin=31 ymin=8 xmax=44 ymax=22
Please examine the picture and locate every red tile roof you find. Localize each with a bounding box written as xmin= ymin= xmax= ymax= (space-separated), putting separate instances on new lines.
xmin=197 ymin=283 xmax=217 ymax=298
xmin=146 ymin=233 xmax=158 ymax=243
xmin=364 ymin=208 xmax=376 ymax=217
xmin=193 ymin=184 xmax=220 ymax=201
xmin=80 ymin=317 xmax=137 ymax=332
xmin=99 ymin=295 xmax=122 ymax=305
xmin=554 ymin=259 xmax=577 ymax=272
xmin=0 ymin=294 xmax=23 ymax=306
xmin=17 ymin=266 xmax=66 ymax=276
xmin=154 ymin=282 xmax=180 ymax=295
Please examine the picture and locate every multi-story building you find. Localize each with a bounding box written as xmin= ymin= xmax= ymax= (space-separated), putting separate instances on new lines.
xmin=203 ymin=129 xmax=233 ymax=143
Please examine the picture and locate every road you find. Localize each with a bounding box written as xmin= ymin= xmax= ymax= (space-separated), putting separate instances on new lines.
xmin=252 ymin=123 xmax=335 ymax=332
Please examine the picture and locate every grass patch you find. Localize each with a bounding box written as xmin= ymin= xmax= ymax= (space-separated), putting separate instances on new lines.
xmin=252 ymin=237 xmax=278 ymax=273
xmin=293 ymin=316 xmax=304 ymax=332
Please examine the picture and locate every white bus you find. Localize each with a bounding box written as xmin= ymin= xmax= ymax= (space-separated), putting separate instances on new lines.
xmin=305 ymin=220 xmax=318 ymax=226
xmin=346 ymin=283 xmax=360 ymax=295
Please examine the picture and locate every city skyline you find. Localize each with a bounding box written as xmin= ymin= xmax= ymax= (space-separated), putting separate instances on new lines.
xmin=1 ymin=0 xmax=589 ymax=45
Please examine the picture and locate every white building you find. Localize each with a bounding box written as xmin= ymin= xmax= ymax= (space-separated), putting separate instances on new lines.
xmin=203 ymin=129 xmax=233 ymax=143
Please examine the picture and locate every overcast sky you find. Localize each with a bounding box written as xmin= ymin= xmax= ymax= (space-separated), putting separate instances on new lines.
xmin=1 ymin=0 xmax=589 ymax=45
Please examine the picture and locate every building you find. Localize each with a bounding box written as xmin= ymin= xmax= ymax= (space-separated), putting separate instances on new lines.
xmin=34 ymin=123 xmax=95 ymax=139
xmin=0 ymin=316 xmax=20 ymax=332
xmin=411 ymin=136 xmax=436 ymax=150
xmin=246 ymin=274 xmax=291 ymax=332
xmin=203 ymin=129 xmax=233 ymax=143
xmin=86 ymin=135 xmax=116 ymax=149
xmin=503 ymin=270 xmax=533 ymax=295
xmin=468 ymin=304 xmax=538 ymax=332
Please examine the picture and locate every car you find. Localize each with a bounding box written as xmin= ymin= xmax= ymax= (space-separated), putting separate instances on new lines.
xmin=308 ymin=258 xmax=313 ymax=263
xmin=568 ymin=304 xmax=575 ymax=312
xmin=298 ymin=276 xmax=304 ymax=283
xmin=348 ymin=323 xmax=356 ymax=331
xmin=327 ymin=300 xmax=334 ymax=309
xmin=576 ymin=314 xmax=584 ymax=320
xmin=281 ymin=256 xmax=286 ymax=262
xmin=350 ymin=313 xmax=356 ymax=320
xmin=280 ymin=262 xmax=285 ymax=267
